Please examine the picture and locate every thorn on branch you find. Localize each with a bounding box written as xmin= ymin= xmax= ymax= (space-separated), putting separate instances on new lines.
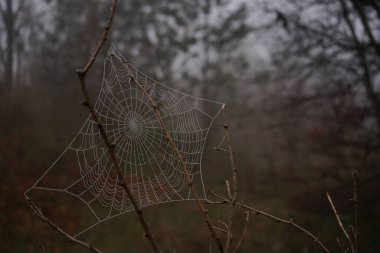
xmin=209 ymin=146 xmax=229 ymax=153
xmin=238 ymin=199 xmax=244 ymax=210
xmin=225 ymin=180 xmax=232 ymax=199
xmin=219 ymin=220 xmax=228 ymax=229
xmin=80 ymin=100 xmax=89 ymax=106
xmin=110 ymin=142 xmax=117 ymax=149
xmin=152 ymin=102 xmax=162 ymax=110
xmin=76 ymin=69 xmax=85 ymax=76
xmin=349 ymin=197 xmax=357 ymax=202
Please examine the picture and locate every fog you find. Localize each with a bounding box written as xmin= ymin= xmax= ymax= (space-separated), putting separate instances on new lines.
xmin=1 ymin=0 xmax=379 ymax=252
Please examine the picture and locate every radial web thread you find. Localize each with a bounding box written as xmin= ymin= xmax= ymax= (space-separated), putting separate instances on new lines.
xmin=25 ymin=46 xmax=224 ymax=237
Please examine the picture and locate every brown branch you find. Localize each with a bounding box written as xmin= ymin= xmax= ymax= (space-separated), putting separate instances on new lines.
xmin=233 ymin=211 xmax=250 ymax=253
xmin=326 ymin=191 xmax=355 ymax=253
xmin=339 ymin=0 xmax=380 ymax=134
xmin=336 ymin=237 xmax=346 ymax=253
xmin=213 ymin=226 xmax=228 ymax=235
xmin=75 ymin=1 xmax=159 ymax=252
xmin=114 ymin=56 xmax=224 ymax=253
xmin=80 ymin=1 xmax=116 ymax=75
xmin=222 ymin=106 xmax=239 ymax=253
xmin=349 ymin=0 xmax=380 ymax=61
xmin=210 ymin=191 xmax=331 ymax=253
xmin=351 ymin=170 xmax=359 ymax=253
xmin=29 ymin=212 xmax=47 ymax=253
xmin=209 ymin=146 xmax=230 ymax=153
xmin=26 ymin=196 xmax=104 ymax=253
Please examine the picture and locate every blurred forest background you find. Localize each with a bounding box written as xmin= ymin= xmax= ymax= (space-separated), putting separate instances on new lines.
xmin=1 ymin=0 xmax=380 ymax=252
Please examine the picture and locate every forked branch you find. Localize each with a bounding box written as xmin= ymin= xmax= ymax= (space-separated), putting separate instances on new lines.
xmin=233 ymin=211 xmax=250 ymax=253
xmin=326 ymin=191 xmax=354 ymax=253
xmin=326 ymin=173 xmax=360 ymax=253
xmin=75 ymin=0 xmax=159 ymax=252
xmin=25 ymin=1 xmax=159 ymax=252
xmin=26 ymin=196 xmax=104 ymax=253
xmin=352 ymin=170 xmax=359 ymax=253
xmin=209 ymin=191 xmax=331 ymax=253
xmin=114 ymin=57 xmax=225 ymax=253
xmin=29 ymin=210 xmax=47 ymax=253
xmin=222 ymin=106 xmax=239 ymax=253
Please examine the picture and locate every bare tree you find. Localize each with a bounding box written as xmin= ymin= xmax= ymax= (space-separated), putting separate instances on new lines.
xmin=0 ymin=0 xmax=35 ymax=93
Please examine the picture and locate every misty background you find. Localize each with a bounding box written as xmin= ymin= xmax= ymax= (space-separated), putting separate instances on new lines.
xmin=1 ymin=0 xmax=379 ymax=252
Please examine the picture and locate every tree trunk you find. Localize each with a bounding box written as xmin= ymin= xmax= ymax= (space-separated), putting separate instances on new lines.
xmin=340 ymin=0 xmax=380 ymax=136
xmin=3 ymin=0 xmax=14 ymax=93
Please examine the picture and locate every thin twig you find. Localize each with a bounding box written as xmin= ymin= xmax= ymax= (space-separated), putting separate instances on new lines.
xmin=29 ymin=212 xmax=47 ymax=253
xmin=222 ymin=107 xmax=238 ymax=198
xmin=213 ymin=226 xmax=228 ymax=235
xmin=222 ymin=106 xmax=239 ymax=253
xmin=26 ymin=196 xmax=104 ymax=253
xmin=113 ymin=56 xmax=224 ymax=253
xmin=233 ymin=211 xmax=250 ymax=253
xmin=209 ymin=146 xmax=230 ymax=153
xmin=349 ymin=225 xmax=357 ymax=252
xmin=352 ymin=170 xmax=359 ymax=253
xmin=206 ymin=199 xmax=228 ymax=205
xmin=326 ymin=191 xmax=355 ymax=253
xmin=75 ymin=0 xmax=159 ymax=252
xmin=23 ymin=1 xmax=129 ymax=252
xmin=219 ymin=220 xmax=229 ymax=229
xmin=210 ymin=191 xmax=331 ymax=253
xmin=336 ymin=237 xmax=346 ymax=253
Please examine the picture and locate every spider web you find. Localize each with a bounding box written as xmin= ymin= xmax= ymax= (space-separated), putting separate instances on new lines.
xmin=25 ymin=46 xmax=224 ymax=237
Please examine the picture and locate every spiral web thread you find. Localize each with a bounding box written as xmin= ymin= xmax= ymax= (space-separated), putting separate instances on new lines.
xmin=25 ymin=46 xmax=224 ymax=237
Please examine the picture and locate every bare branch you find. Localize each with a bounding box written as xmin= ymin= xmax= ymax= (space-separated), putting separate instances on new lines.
xmin=339 ymin=0 xmax=380 ymax=133
xmin=206 ymin=199 xmax=228 ymax=205
xmin=210 ymin=191 xmax=331 ymax=253
xmin=29 ymin=212 xmax=47 ymax=253
xmin=79 ymin=0 xmax=116 ymax=75
xmin=336 ymin=237 xmax=346 ymax=253
xmin=213 ymin=226 xmax=228 ymax=235
xmin=222 ymin=106 xmax=238 ymax=199
xmin=326 ymin=191 xmax=355 ymax=253
xmin=75 ymin=0 xmax=159 ymax=252
xmin=112 ymin=54 xmax=224 ymax=253
xmin=233 ymin=211 xmax=250 ymax=253
xmin=218 ymin=220 xmax=229 ymax=230
xmin=222 ymin=106 xmax=239 ymax=253
xmin=26 ymin=196 xmax=104 ymax=253
xmin=349 ymin=0 xmax=380 ymax=60
xmin=351 ymin=170 xmax=359 ymax=253
xmin=209 ymin=146 xmax=230 ymax=153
